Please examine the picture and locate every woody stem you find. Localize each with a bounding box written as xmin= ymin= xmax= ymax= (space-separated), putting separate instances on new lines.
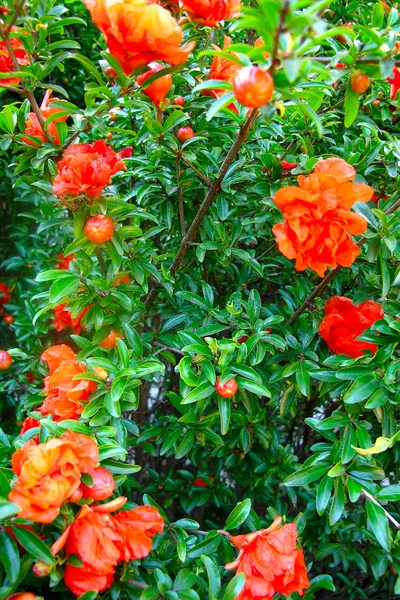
xmin=0 ymin=82 xmax=23 ymax=94
xmin=95 ymin=247 xmax=108 ymax=278
xmin=217 ymin=529 xmax=232 ymax=539
xmin=176 ymin=156 xmax=186 ymax=236
xmin=6 ymin=0 xmax=26 ymax=33
xmin=286 ymin=197 xmax=400 ymax=326
xmin=362 ymin=489 xmax=400 ymax=530
xmin=175 ymin=151 xmax=211 ymax=186
xmin=126 ymin=580 xmax=148 ymax=589
xmin=270 ymin=0 xmax=290 ymax=76
xmin=0 ymin=21 xmax=53 ymax=144
xmin=144 ymin=108 xmax=259 ymax=312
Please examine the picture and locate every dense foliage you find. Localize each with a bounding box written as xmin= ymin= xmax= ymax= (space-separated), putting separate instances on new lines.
xmin=0 ymin=0 xmax=400 ymax=599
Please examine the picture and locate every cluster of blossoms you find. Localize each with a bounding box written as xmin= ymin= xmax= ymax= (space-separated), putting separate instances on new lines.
xmin=9 ymin=430 xmax=99 ymax=523
xmin=58 ymin=500 xmax=164 ymax=596
xmin=21 ymin=344 xmax=96 ymax=430
xmin=272 ymin=157 xmax=374 ymax=277
xmin=52 ymin=139 xmax=131 ymax=199
xmin=7 ymin=430 xmax=164 ymax=597
xmin=225 ymin=517 xmax=310 ymax=600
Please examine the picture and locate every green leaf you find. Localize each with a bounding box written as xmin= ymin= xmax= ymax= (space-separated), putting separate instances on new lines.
xmin=376 ymin=485 xmax=400 ymax=501
xmin=175 ymin=430 xmax=195 ymax=459
xmin=201 ymin=555 xmax=221 ymax=600
xmin=181 ymin=382 xmax=215 ymax=404
xmin=284 ymin=464 xmax=330 ymax=487
xmin=13 ymin=527 xmax=56 ymax=564
xmin=366 ymin=499 xmax=391 ymax=551
xmin=225 ymin=498 xmax=252 ymax=530
xmin=187 ymin=532 xmax=221 ymax=559
xmin=329 ymin=477 xmax=345 ymax=526
xmin=49 ymin=275 xmax=79 ymax=304
xmin=178 ymin=357 xmax=199 ymax=387
xmin=343 ymin=376 xmax=379 ymax=404
xmin=224 ymin=573 xmax=246 ymax=600
xmin=344 ymin=80 xmax=360 ymax=128
xmin=218 ymin=396 xmax=231 ymax=436
xmin=77 ymin=592 xmax=99 ymax=600
xmin=206 ymin=92 xmax=236 ymax=121
xmin=235 ymin=377 xmax=271 ymax=398
xmin=0 ymin=530 xmax=20 ymax=583
xmin=296 ymin=362 xmax=310 ymax=397
xmin=121 ymin=323 xmax=143 ymax=356
xmin=163 ymin=110 xmax=189 ymax=133
xmin=316 ymin=475 xmax=334 ymax=516
xmin=0 ymin=500 xmax=20 ymax=521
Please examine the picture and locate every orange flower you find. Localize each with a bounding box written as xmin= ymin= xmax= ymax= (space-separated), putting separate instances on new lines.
xmin=52 ymin=140 xmax=129 ymax=199
xmin=20 ymin=416 xmax=41 ymax=435
xmin=137 ymin=62 xmax=172 ymax=107
xmin=112 ymin=505 xmax=165 ymax=561
xmin=0 ymin=28 xmax=29 ymax=85
xmin=39 ymin=344 xmax=97 ymax=422
xmin=225 ymin=517 xmax=310 ymax=600
xmin=387 ymin=66 xmax=400 ymax=100
xmin=82 ymin=0 xmax=195 ymax=74
xmin=61 ymin=504 xmax=164 ymax=596
xmin=8 ymin=431 xmax=98 ymax=523
xmin=56 ymin=252 xmax=75 ymax=270
xmin=179 ymin=0 xmax=240 ymax=27
xmin=53 ymin=303 xmax=90 ymax=334
xmin=202 ymin=36 xmax=241 ymax=112
xmin=272 ymin=157 xmax=373 ymax=277
xmin=319 ymin=296 xmax=383 ymax=358
xmin=22 ymin=90 xmax=68 ymax=146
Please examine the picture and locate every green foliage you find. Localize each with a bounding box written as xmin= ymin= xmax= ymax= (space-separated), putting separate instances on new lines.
xmin=0 ymin=0 xmax=400 ymax=598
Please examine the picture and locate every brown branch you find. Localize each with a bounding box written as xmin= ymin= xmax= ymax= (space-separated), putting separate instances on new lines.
xmin=95 ymin=247 xmax=108 ymax=278
xmin=6 ymin=0 xmax=26 ymax=33
xmin=144 ymin=109 xmax=259 ymax=312
xmin=177 ymin=152 xmax=212 ymax=186
xmin=286 ymin=196 xmax=400 ymax=326
xmin=0 ymin=81 xmax=23 ymax=94
xmin=176 ymin=156 xmax=186 ymax=236
xmin=62 ymin=128 xmax=81 ymax=151
xmin=0 ymin=21 xmax=53 ymax=144
xmin=270 ymin=0 xmax=290 ymax=76
xmin=126 ymin=580 xmax=148 ymax=590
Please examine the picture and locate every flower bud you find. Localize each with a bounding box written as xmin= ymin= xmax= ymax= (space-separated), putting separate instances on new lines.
xmin=33 ymin=561 xmax=52 ymax=578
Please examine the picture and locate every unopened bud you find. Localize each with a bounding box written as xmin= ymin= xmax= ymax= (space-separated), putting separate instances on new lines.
xmin=33 ymin=560 xmax=52 ymax=578
xmin=94 ymin=367 xmax=108 ymax=380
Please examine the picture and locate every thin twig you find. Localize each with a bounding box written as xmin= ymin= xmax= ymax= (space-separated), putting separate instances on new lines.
xmin=144 ymin=109 xmax=259 ymax=312
xmin=177 ymin=152 xmax=212 ymax=186
xmin=270 ymin=0 xmax=290 ymax=76
xmin=125 ymin=580 xmax=148 ymax=590
xmin=176 ymin=156 xmax=186 ymax=236
xmin=362 ymin=489 xmax=400 ymax=530
xmin=95 ymin=247 xmax=108 ymax=278
xmin=6 ymin=0 xmax=26 ymax=32
xmin=62 ymin=128 xmax=81 ymax=151
xmin=152 ymin=342 xmax=185 ymax=357
xmin=0 ymin=82 xmax=23 ymax=94
xmin=286 ymin=197 xmax=400 ymax=326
